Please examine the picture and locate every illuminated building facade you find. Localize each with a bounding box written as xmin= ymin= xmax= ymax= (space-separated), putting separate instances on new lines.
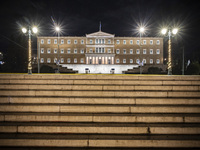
xmin=37 ymin=30 xmax=163 ymax=73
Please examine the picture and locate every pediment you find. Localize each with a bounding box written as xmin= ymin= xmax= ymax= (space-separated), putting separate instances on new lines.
xmin=86 ymin=31 xmax=114 ymax=38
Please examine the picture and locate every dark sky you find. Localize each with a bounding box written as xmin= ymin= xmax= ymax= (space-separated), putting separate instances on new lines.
xmin=0 ymin=0 xmax=200 ymax=59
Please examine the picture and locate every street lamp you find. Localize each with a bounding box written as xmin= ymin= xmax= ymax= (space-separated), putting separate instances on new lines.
xmin=161 ymin=27 xmax=178 ymax=75
xmin=55 ymin=26 xmax=60 ymax=73
xmin=139 ymin=27 xmax=145 ymax=74
xmin=22 ymin=26 xmax=38 ymax=74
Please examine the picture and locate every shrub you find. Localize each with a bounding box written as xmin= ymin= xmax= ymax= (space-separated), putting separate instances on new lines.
xmin=148 ymin=67 xmax=162 ymax=74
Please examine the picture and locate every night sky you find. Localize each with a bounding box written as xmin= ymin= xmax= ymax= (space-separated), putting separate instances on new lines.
xmin=0 ymin=0 xmax=200 ymax=61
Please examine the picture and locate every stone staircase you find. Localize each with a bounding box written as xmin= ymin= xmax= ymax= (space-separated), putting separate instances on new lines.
xmin=0 ymin=74 xmax=199 ymax=149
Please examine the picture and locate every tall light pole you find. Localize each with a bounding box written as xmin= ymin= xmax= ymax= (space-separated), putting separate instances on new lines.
xmin=161 ymin=28 xmax=178 ymax=75
xmin=55 ymin=26 xmax=60 ymax=73
xmin=22 ymin=26 xmax=38 ymax=74
xmin=139 ymin=27 xmax=145 ymax=74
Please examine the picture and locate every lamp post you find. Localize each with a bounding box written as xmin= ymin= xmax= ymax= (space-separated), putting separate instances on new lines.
xmin=139 ymin=27 xmax=145 ymax=74
xmin=55 ymin=26 xmax=60 ymax=73
xmin=161 ymin=28 xmax=178 ymax=75
xmin=22 ymin=26 xmax=38 ymax=74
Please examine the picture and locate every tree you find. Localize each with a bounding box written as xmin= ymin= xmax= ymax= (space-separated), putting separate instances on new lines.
xmin=186 ymin=61 xmax=200 ymax=75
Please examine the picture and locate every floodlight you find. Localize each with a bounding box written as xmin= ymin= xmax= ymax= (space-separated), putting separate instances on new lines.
xmin=55 ymin=26 xmax=60 ymax=32
xmin=139 ymin=27 xmax=145 ymax=33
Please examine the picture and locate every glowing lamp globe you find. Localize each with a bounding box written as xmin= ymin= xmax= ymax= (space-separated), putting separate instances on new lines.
xmin=22 ymin=28 xmax=27 ymax=33
xmin=32 ymin=27 xmax=38 ymax=33
xmin=161 ymin=28 xmax=167 ymax=35
xmin=172 ymin=28 xmax=178 ymax=35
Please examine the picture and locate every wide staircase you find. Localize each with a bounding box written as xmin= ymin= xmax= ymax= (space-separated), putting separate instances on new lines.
xmin=0 ymin=74 xmax=200 ymax=149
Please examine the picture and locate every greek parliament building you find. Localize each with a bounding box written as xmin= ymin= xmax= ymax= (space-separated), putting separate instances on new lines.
xmin=37 ymin=30 xmax=164 ymax=73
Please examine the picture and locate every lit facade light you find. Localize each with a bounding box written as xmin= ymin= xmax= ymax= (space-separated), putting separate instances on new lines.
xmin=22 ymin=28 xmax=27 ymax=33
xmin=32 ymin=27 xmax=38 ymax=34
xmin=172 ymin=28 xmax=178 ymax=35
xmin=161 ymin=28 xmax=167 ymax=35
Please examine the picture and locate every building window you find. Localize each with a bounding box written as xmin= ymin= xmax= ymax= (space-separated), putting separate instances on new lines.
xmin=61 ymin=49 xmax=64 ymax=54
xmin=41 ymin=48 xmax=44 ymax=54
xmin=89 ymin=49 xmax=93 ymax=53
xmin=123 ymin=49 xmax=126 ymax=54
xmin=150 ymin=40 xmax=153 ymax=45
xmin=123 ymin=59 xmax=126 ymax=63
xmin=108 ymin=39 xmax=111 ymax=44
xmin=156 ymin=49 xmax=160 ymax=54
xmin=61 ymin=58 xmax=64 ymax=63
xmin=74 ymin=40 xmax=77 ymax=44
xmin=81 ymin=58 xmax=84 ymax=63
xmin=40 ymin=58 xmax=44 ymax=63
xmin=130 ymin=49 xmax=133 ymax=54
xmin=130 ymin=40 xmax=133 ymax=44
xmin=143 ymin=59 xmax=146 ymax=64
xmin=108 ymin=49 xmax=111 ymax=53
xmin=150 ymin=59 xmax=153 ymax=64
xmin=136 ymin=59 xmax=140 ymax=64
xmin=47 ymin=49 xmax=51 ymax=54
xmin=81 ymin=40 xmax=84 ymax=44
xmin=54 ymin=49 xmax=57 ymax=53
xmin=74 ymin=58 xmax=77 ymax=63
xmin=102 ymin=39 xmax=105 ymax=44
xmin=143 ymin=49 xmax=146 ymax=54
xmin=47 ymin=39 xmax=51 ymax=44
xmin=54 ymin=58 xmax=57 ymax=63
xmin=74 ymin=49 xmax=77 ymax=54
xmin=102 ymin=48 xmax=105 ymax=53
xmin=41 ymin=39 xmax=44 ymax=44
xmin=116 ymin=40 xmax=120 ymax=44
xmin=116 ymin=59 xmax=119 ymax=63
xmin=156 ymin=40 xmax=160 ymax=45
xmin=67 ymin=40 xmax=71 ymax=44
xmin=81 ymin=49 xmax=84 ymax=54
xmin=90 ymin=39 xmax=93 ymax=44
xmin=150 ymin=49 xmax=153 ymax=54
xmin=54 ymin=39 xmax=57 ymax=44
xmin=130 ymin=59 xmax=133 ymax=63
xmin=67 ymin=58 xmax=70 ymax=63
xmin=61 ymin=39 xmax=64 ymax=44
xmin=136 ymin=40 xmax=140 ymax=45
xmin=67 ymin=49 xmax=71 ymax=54
xmin=143 ymin=40 xmax=146 ymax=45
xmin=47 ymin=58 xmax=51 ymax=63
xmin=136 ymin=49 xmax=140 ymax=54
xmin=123 ymin=40 xmax=126 ymax=44
xmin=156 ymin=59 xmax=160 ymax=64
xmin=116 ymin=49 xmax=120 ymax=54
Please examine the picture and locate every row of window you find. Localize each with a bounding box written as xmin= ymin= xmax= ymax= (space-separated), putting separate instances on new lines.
xmin=40 ymin=58 xmax=160 ymax=64
xmin=40 ymin=39 xmax=160 ymax=45
xmin=41 ymin=39 xmax=85 ymax=45
xmin=41 ymin=48 xmax=160 ymax=54
xmin=116 ymin=39 xmax=160 ymax=45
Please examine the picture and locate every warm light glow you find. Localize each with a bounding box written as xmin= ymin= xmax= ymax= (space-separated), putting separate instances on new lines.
xmin=161 ymin=28 xmax=167 ymax=35
xmin=172 ymin=28 xmax=178 ymax=34
xmin=139 ymin=27 xmax=145 ymax=33
xmin=22 ymin=28 xmax=27 ymax=33
xmin=55 ymin=26 xmax=60 ymax=32
xmin=32 ymin=27 xmax=38 ymax=33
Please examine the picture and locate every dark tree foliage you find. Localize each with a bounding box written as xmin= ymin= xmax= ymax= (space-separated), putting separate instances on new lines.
xmin=1 ymin=36 xmax=28 ymax=73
